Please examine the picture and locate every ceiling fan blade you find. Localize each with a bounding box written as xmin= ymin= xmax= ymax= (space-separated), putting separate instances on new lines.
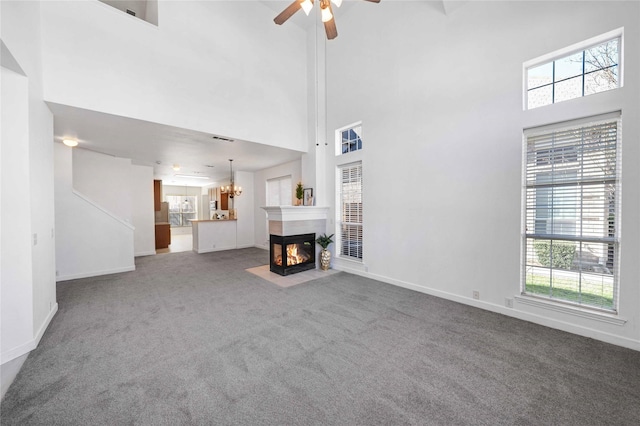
xmin=274 ymin=0 xmax=302 ymax=25
xmin=324 ymin=17 xmax=338 ymax=40
xmin=322 ymin=1 xmax=338 ymax=40
xmin=363 ymin=0 xmax=381 ymax=3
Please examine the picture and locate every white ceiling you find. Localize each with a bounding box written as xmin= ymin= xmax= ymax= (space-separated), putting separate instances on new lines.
xmin=49 ymin=1 xmax=322 ymax=188
xmin=49 ymin=1 xmax=452 ymax=188
xmin=50 ymin=103 xmax=305 ymax=187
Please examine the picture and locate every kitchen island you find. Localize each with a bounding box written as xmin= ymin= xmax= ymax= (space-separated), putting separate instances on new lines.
xmin=190 ymin=219 xmax=237 ymax=254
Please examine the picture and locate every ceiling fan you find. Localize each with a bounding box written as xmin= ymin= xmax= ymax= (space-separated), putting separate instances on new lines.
xmin=274 ymin=0 xmax=381 ymax=40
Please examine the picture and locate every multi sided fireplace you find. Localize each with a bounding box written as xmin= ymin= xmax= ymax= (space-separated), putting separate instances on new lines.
xmin=270 ymin=233 xmax=316 ymax=276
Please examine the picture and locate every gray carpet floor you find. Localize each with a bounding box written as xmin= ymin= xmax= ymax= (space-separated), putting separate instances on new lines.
xmin=2 ymin=248 xmax=639 ymax=425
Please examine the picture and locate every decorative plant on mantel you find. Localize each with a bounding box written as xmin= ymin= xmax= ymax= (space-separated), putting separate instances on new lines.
xmin=315 ymin=233 xmax=334 ymax=271
xmin=295 ymin=182 xmax=304 ymax=205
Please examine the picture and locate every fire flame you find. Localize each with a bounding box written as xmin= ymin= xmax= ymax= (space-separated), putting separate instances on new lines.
xmin=274 ymin=244 xmax=310 ymax=267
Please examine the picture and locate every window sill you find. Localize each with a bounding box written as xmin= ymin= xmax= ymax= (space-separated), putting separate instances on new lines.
xmin=515 ymin=295 xmax=627 ymax=326
xmin=337 ymin=255 xmax=363 ymax=264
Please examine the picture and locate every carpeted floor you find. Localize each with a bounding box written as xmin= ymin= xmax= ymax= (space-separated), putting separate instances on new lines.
xmin=2 ymin=248 xmax=640 ymax=425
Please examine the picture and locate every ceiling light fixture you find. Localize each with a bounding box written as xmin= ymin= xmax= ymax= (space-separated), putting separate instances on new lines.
xmin=221 ymin=159 xmax=242 ymax=198
xmin=63 ymin=139 xmax=78 ymax=147
xmin=320 ymin=1 xmax=333 ymax=22
xmin=301 ymin=0 xmax=313 ymax=15
xmin=172 ymin=164 xmax=181 ymax=171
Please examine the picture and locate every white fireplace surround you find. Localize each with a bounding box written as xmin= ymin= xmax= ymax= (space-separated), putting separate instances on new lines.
xmin=261 ymin=206 xmax=329 ymax=222
xmin=261 ymin=206 xmax=329 ymax=238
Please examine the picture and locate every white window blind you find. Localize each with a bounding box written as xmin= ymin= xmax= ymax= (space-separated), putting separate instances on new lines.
xmin=523 ymin=114 xmax=620 ymax=311
xmin=338 ymin=163 xmax=363 ymax=260
xmin=267 ymin=176 xmax=292 ymax=206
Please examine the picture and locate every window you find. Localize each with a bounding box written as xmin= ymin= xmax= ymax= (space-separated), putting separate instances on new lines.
xmin=338 ymin=163 xmax=363 ymax=260
xmin=527 ymin=36 xmax=621 ymax=109
xmin=523 ymin=114 xmax=620 ymax=311
xmin=167 ymin=195 xmax=198 ymax=227
xmin=266 ymin=175 xmax=292 ymax=206
xmin=336 ymin=123 xmax=363 ymax=155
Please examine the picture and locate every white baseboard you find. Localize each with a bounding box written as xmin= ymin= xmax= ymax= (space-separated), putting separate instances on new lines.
xmin=1 ymin=354 xmax=28 ymax=400
xmin=1 ymin=302 xmax=58 ymax=364
xmin=56 ymin=265 xmax=135 ymax=282
xmin=1 ymin=303 xmax=58 ymax=399
xmin=135 ymin=250 xmax=157 ymax=257
xmin=236 ymin=243 xmax=256 ymax=249
xmin=34 ymin=302 xmax=58 ymax=348
xmin=333 ymin=266 xmax=640 ymax=352
xmin=195 ymin=245 xmax=237 ymax=254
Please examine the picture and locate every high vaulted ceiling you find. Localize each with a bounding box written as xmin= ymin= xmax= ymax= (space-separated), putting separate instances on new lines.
xmin=51 ymin=1 xmax=463 ymax=187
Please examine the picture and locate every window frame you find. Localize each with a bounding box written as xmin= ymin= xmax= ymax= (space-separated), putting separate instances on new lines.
xmin=524 ymin=28 xmax=623 ymax=110
xmin=166 ymin=194 xmax=198 ymax=227
xmin=336 ymin=161 xmax=363 ymax=262
xmin=335 ymin=122 xmax=363 ymax=156
xmin=521 ymin=112 xmax=621 ymax=313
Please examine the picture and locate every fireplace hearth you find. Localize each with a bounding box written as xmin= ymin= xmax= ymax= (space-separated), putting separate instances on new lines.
xmin=270 ymin=233 xmax=316 ymax=276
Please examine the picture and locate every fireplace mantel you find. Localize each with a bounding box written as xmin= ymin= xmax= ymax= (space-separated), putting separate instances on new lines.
xmin=261 ymin=206 xmax=329 ymax=222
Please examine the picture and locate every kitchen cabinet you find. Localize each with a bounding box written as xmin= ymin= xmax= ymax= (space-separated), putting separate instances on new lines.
xmin=154 ymin=180 xmax=162 ymax=211
xmin=155 ymin=223 xmax=171 ymax=249
xmin=220 ymin=192 xmax=229 ymax=211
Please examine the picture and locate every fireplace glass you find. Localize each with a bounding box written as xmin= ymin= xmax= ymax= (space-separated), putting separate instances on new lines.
xmin=270 ymin=233 xmax=316 ymax=276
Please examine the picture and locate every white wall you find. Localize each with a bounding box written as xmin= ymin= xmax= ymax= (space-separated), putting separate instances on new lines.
xmin=326 ymin=1 xmax=640 ymax=350
xmin=73 ymin=148 xmax=133 ymax=223
xmin=253 ymin=160 xmax=302 ymax=249
xmin=66 ymin=148 xmax=153 ymax=262
xmin=1 ymin=67 xmax=34 ymax=366
xmin=54 ymin=144 xmax=135 ymax=281
xmin=39 ymin=0 xmax=308 ymax=152
xmin=234 ymin=170 xmax=255 ymax=248
xmin=131 ymin=165 xmax=155 ymax=257
xmin=1 ymin=0 xmax=57 ymax=397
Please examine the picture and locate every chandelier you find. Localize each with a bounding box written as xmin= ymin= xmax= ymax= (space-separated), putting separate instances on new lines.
xmin=221 ymin=159 xmax=242 ymax=198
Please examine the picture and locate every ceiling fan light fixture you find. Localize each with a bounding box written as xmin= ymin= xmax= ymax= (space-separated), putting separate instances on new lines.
xmin=301 ymin=0 xmax=313 ymax=15
xmin=321 ymin=4 xmax=333 ymax=22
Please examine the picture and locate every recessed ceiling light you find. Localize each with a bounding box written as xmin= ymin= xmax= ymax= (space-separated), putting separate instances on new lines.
xmin=63 ymin=139 xmax=78 ymax=147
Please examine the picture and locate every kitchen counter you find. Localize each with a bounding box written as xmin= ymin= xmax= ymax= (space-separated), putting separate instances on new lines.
xmin=189 ymin=219 xmax=237 ymax=222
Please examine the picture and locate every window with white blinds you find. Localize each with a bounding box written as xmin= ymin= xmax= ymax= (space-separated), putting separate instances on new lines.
xmin=338 ymin=163 xmax=363 ymax=260
xmin=523 ymin=114 xmax=620 ymax=311
xmin=266 ymin=175 xmax=292 ymax=206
